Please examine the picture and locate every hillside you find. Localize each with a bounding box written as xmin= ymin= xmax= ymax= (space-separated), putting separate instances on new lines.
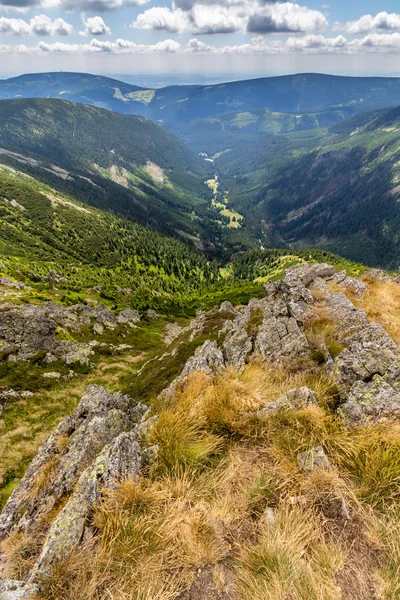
xmin=0 ymin=98 xmax=235 ymax=248
xmin=1 ymin=260 xmax=400 ymax=599
xmin=213 ymin=105 xmax=400 ymax=269
xmin=0 ymin=72 xmax=145 ymax=114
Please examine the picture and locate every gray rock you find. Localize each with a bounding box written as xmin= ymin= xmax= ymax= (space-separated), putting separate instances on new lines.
xmin=223 ymin=326 xmax=253 ymax=366
xmin=0 ymin=581 xmax=38 ymax=600
xmin=57 ymin=341 xmax=95 ymax=366
xmin=281 ymin=271 xmax=314 ymax=324
xmin=309 ymin=277 xmax=330 ymax=298
xmin=32 ymin=431 xmax=144 ymax=580
xmin=258 ymin=386 xmax=318 ymax=415
xmin=0 ymin=305 xmax=56 ymax=361
xmin=286 ymin=263 xmax=336 ymax=287
xmin=181 ymin=340 xmax=225 ymax=379
xmin=219 ymin=301 xmax=236 ymax=315
xmin=329 ymin=270 xmax=347 ymax=284
xmin=297 ymin=446 xmax=332 ymax=473
xmin=0 ymin=277 xmax=31 ymax=291
xmin=337 ymin=276 xmax=367 ymax=298
xmin=334 ymin=323 xmax=399 ymax=395
xmin=146 ymin=309 xmax=160 ymax=319
xmin=0 ymin=385 xmax=147 ymax=541
xmin=42 ymin=372 xmax=61 ymax=380
xmin=339 ymin=377 xmax=400 ymax=425
xmin=92 ymin=322 xmax=104 ymax=336
xmin=364 ymin=269 xmax=394 ymax=284
xmin=325 ymin=293 xmax=369 ymax=340
xmin=117 ymin=308 xmax=140 ymax=326
xmin=255 ymin=316 xmax=310 ymax=362
xmin=161 ymin=340 xmax=225 ymax=397
xmin=0 ymin=389 xmax=19 ymax=415
xmin=93 ymin=304 xmax=117 ymax=329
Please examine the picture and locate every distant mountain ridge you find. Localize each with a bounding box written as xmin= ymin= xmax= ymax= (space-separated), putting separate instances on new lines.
xmin=3 ymin=72 xmax=400 ymax=124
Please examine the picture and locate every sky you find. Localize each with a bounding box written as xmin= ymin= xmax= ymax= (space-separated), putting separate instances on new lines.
xmin=2 ymin=0 xmax=400 ymax=79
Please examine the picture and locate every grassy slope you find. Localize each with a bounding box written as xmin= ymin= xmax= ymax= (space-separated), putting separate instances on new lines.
xmin=7 ymin=274 xmax=400 ymax=600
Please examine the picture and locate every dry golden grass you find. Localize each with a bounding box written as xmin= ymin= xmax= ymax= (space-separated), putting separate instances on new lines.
xmin=32 ymin=360 xmax=400 ymax=600
xmin=0 ymin=528 xmax=44 ymax=580
xmin=354 ymin=278 xmax=400 ymax=345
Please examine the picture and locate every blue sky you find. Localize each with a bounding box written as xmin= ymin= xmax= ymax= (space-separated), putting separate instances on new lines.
xmin=2 ymin=0 xmax=400 ymax=79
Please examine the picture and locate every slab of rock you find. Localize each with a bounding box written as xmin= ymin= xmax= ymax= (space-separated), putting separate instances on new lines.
xmin=339 ymin=376 xmax=400 ymax=425
xmin=32 ymin=431 xmax=144 ymax=580
xmin=258 ymin=386 xmax=318 ymax=415
xmin=325 ymin=293 xmax=369 ymax=340
xmin=0 ymin=385 xmax=147 ymax=541
xmin=298 ymin=446 xmax=332 ymax=473
xmin=334 ymin=323 xmax=399 ymax=396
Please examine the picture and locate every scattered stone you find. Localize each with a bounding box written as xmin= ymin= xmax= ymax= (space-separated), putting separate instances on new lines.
xmin=117 ymin=308 xmax=140 ymax=326
xmin=42 ymin=372 xmax=61 ymax=380
xmin=92 ymin=322 xmax=104 ymax=336
xmin=297 ymin=446 xmax=332 ymax=473
xmin=258 ymin=386 xmax=318 ymax=415
xmin=146 ymin=309 xmax=160 ymax=319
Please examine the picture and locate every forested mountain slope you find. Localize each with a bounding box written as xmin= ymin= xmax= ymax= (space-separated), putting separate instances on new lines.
xmin=214 ymin=105 xmax=400 ymax=269
xmin=0 ymin=99 xmax=232 ymax=248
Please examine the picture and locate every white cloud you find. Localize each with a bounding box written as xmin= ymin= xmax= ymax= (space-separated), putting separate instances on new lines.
xmin=36 ymin=36 xmax=181 ymax=52
xmin=334 ymin=12 xmax=400 ymax=35
xmin=80 ymin=15 xmax=110 ymax=36
xmin=0 ymin=0 xmax=149 ymax=11
xmin=3 ymin=31 xmax=400 ymax=56
xmin=131 ymin=1 xmax=327 ymax=35
xmin=0 ymin=13 xmax=72 ymax=34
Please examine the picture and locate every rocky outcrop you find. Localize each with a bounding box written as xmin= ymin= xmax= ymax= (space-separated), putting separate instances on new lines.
xmin=32 ymin=431 xmax=144 ymax=579
xmin=0 ymin=384 xmax=157 ymax=589
xmin=0 ymin=301 xmax=145 ymax=364
xmin=0 ymin=385 xmax=149 ymax=549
